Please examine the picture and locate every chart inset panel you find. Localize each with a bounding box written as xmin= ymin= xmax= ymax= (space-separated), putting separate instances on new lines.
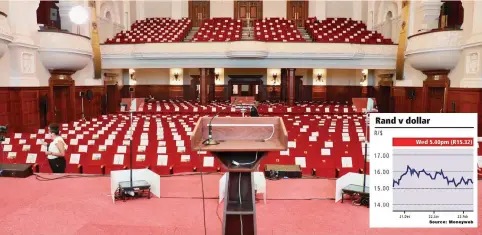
xmin=369 ymin=114 xmax=478 ymax=228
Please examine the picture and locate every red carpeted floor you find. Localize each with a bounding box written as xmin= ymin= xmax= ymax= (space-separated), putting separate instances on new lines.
xmin=0 ymin=174 xmax=480 ymax=235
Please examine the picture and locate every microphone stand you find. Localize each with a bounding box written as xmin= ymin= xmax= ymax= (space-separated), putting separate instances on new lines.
xmin=204 ymin=98 xmax=238 ymax=145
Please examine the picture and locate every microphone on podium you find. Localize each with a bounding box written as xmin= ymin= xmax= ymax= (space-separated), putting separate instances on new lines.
xmin=203 ymin=98 xmax=238 ymax=145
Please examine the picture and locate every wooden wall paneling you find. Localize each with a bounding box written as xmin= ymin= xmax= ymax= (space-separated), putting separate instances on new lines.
xmin=391 ymin=87 xmax=424 ymax=113
xmin=215 ymin=85 xmax=227 ymax=100
xmin=266 ymin=86 xmax=281 ymax=101
xmin=19 ymin=89 xmax=41 ymax=133
xmin=447 ymin=88 xmax=482 ymax=136
xmin=9 ymin=89 xmax=21 ymax=132
xmin=0 ymin=89 xmax=10 ymax=128
xmin=311 ymin=86 xmax=326 ymax=101
xmin=75 ymin=86 xmax=105 ymax=120
xmin=302 ymin=85 xmax=312 ymax=101
xmin=234 ymin=1 xmax=263 ymax=27
xmin=189 ymin=0 xmax=210 ymax=27
xmin=287 ymin=0 xmax=308 ymax=27
xmin=169 ymin=85 xmax=184 ymax=99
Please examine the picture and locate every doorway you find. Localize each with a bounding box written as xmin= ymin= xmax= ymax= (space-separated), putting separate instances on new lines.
xmin=234 ymin=1 xmax=263 ymax=27
xmin=287 ymin=1 xmax=308 ymax=27
xmin=106 ymin=85 xmax=118 ymax=114
xmin=378 ymin=86 xmax=391 ymax=113
xmin=427 ymin=87 xmax=445 ymax=113
xmin=294 ymin=76 xmax=303 ymax=101
xmin=53 ymin=86 xmax=70 ymax=123
xmin=189 ymin=0 xmax=210 ymax=27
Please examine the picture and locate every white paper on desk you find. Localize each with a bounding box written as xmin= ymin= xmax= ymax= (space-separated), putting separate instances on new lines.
xmin=108 ymin=134 xmax=115 ymax=140
xmin=3 ymin=145 xmax=12 ymax=151
xmin=300 ymin=128 xmax=307 ymax=133
xmin=68 ymin=130 xmax=75 ymax=135
xmin=29 ymin=134 xmax=36 ymax=139
xmin=309 ymin=136 xmax=317 ymax=142
xmin=193 ymin=107 xmax=198 ymax=112
xmin=295 ymin=157 xmax=306 ymax=168
xmin=280 ymin=149 xmax=290 ymax=156
xmin=328 ymin=129 xmax=335 ymax=133
xmin=41 ymin=145 xmax=47 ymax=152
xmin=141 ymin=135 xmax=149 ymax=140
xmin=36 ymin=139 xmax=44 ymax=145
xmin=26 ymin=153 xmax=37 ymax=163
xmin=185 ymin=127 xmax=192 ymax=132
xmin=70 ymin=154 xmax=80 ymax=164
xmin=22 ymin=145 xmax=30 ymax=151
xmin=177 ymin=147 xmax=186 ymax=153
xmin=113 ymin=154 xmax=124 ymax=165
xmin=78 ymin=145 xmax=88 ymax=153
xmin=287 ymin=108 xmax=292 ymax=112
xmin=203 ymin=156 xmax=214 ymax=167
xmin=325 ymin=141 xmax=333 ymax=148
xmin=122 ymin=140 xmax=130 ymax=146
xmin=76 ymin=134 xmax=84 ymax=140
xmin=99 ymin=145 xmax=106 ymax=151
xmin=344 ymin=108 xmax=348 ymax=113
xmin=321 ymin=148 xmax=331 ymax=156
xmin=294 ymin=123 xmax=300 ymax=126
xmin=288 ymin=141 xmax=296 ymax=148
xmin=157 ymin=135 xmax=164 ymax=140
xmin=93 ymin=124 xmax=99 ymax=128
xmin=343 ymin=136 xmax=350 ymax=142
xmin=187 ymin=132 xmax=193 ymax=136
xmin=212 ymin=108 xmax=217 ymax=112
xmin=356 ymin=128 xmax=363 ymax=133
xmin=138 ymin=146 xmax=146 ymax=152
xmin=69 ymin=139 xmax=78 ymax=145
xmin=197 ymin=151 xmax=207 ymax=155
xmin=92 ymin=153 xmax=101 ymax=160
xmin=138 ymin=139 xmax=147 ymax=146
xmin=230 ymin=107 xmax=236 ymax=112
xmin=87 ymin=140 xmax=95 ymax=145
xmin=158 ymin=141 xmax=166 ymax=147
xmin=311 ymin=132 xmax=319 ymax=137
xmin=61 ymin=134 xmax=68 ymax=139
xmin=157 ymin=147 xmax=166 ymax=154
xmin=105 ymin=139 xmax=113 ymax=146
xmin=142 ymin=128 xmax=148 ymax=132
xmin=343 ymin=129 xmax=349 ymax=133
xmin=173 ymin=135 xmax=181 ymax=141
xmin=176 ymin=140 xmax=184 ymax=147
xmin=157 ymin=155 xmax=168 ymax=166
xmin=8 ymin=152 xmax=17 ymax=159
xmin=325 ymin=107 xmax=330 ymax=112
xmin=92 ymin=134 xmax=100 ymax=140
xmin=181 ymin=155 xmax=190 ymax=162
xmin=117 ymin=146 xmax=127 ymax=153
xmin=38 ymin=129 xmax=45 ymax=134
xmin=268 ymin=108 xmax=273 ymax=112
xmin=341 ymin=157 xmax=353 ymax=168
xmin=136 ymin=155 xmax=146 ymax=162
xmin=359 ymin=136 xmax=366 ymax=142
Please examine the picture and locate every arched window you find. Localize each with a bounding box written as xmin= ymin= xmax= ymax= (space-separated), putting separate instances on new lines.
xmin=106 ymin=11 xmax=112 ymax=21
xmin=385 ymin=11 xmax=393 ymax=39
xmin=439 ymin=0 xmax=463 ymax=29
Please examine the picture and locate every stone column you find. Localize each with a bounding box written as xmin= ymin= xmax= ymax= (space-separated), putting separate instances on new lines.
xmin=200 ymin=68 xmax=208 ymax=105
xmin=418 ymin=0 xmax=443 ymax=31
xmin=287 ymin=68 xmax=296 ymax=106
xmin=8 ymin=0 xmax=40 ymax=87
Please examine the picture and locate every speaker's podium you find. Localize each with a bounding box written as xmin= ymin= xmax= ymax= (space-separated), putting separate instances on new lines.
xmin=191 ymin=117 xmax=288 ymax=235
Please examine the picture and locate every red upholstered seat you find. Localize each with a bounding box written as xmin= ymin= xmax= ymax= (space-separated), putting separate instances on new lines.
xmin=254 ymin=17 xmax=305 ymax=42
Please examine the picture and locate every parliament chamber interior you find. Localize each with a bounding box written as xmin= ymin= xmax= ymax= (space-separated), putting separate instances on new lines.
xmin=0 ymin=0 xmax=481 ymax=235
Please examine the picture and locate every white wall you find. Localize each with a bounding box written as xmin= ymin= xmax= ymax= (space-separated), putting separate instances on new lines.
xmin=326 ymin=1 xmax=353 ymax=19
xmin=0 ymin=51 xmax=10 ymax=87
xmin=211 ymin=0 xmax=234 ymax=18
xmin=326 ymin=69 xmax=361 ymax=86
xmin=144 ymin=1 xmax=172 ymax=18
xmin=264 ymin=0 xmax=287 ymax=19
xmin=134 ymin=68 xmax=170 ymax=85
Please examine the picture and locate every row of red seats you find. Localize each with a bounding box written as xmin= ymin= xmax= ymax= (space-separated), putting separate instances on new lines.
xmin=105 ymin=18 xmax=192 ymax=44
xmin=254 ymin=18 xmax=305 ymax=42
xmin=192 ymin=18 xmax=242 ymax=42
xmin=305 ymin=17 xmax=393 ymax=44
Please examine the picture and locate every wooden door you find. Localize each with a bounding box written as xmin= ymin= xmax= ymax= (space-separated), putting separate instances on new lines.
xmin=106 ymin=85 xmax=118 ymax=114
xmin=295 ymin=77 xmax=303 ymax=101
xmin=189 ymin=0 xmax=210 ymax=27
xmin=53 ymin=86 xmax=69 ymax=123
xmin=287 ymin=1 xmax=308 ymax=27
xmin=235 ymin=1 xmax=263 ymax=27
xmin=428 ymin=87 xmax=445 ymax=113
xmin=378 ymin=86 xmax=391 ymax=113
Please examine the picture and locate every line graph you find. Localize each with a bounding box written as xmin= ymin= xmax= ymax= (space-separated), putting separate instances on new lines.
xmin=393 ymin=165 xmax=474 ymax=188
xmin=392 ymin=148 xmax=475 ymax=212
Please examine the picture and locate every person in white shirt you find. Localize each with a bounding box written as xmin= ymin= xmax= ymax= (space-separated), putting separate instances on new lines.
xmin=43 ymin=123 xmax=67 ymax=173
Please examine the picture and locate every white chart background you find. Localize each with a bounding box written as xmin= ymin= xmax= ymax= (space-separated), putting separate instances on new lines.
xmin=369 ymin=113 xmax=478 ymax=228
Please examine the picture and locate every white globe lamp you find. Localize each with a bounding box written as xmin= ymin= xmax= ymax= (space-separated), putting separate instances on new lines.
xmin=69 ymin=6 xmax=89 ymax=34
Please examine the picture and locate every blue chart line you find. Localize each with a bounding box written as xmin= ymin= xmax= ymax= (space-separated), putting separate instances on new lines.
xmin=393 ymin=165 xmax=474 ymax=188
